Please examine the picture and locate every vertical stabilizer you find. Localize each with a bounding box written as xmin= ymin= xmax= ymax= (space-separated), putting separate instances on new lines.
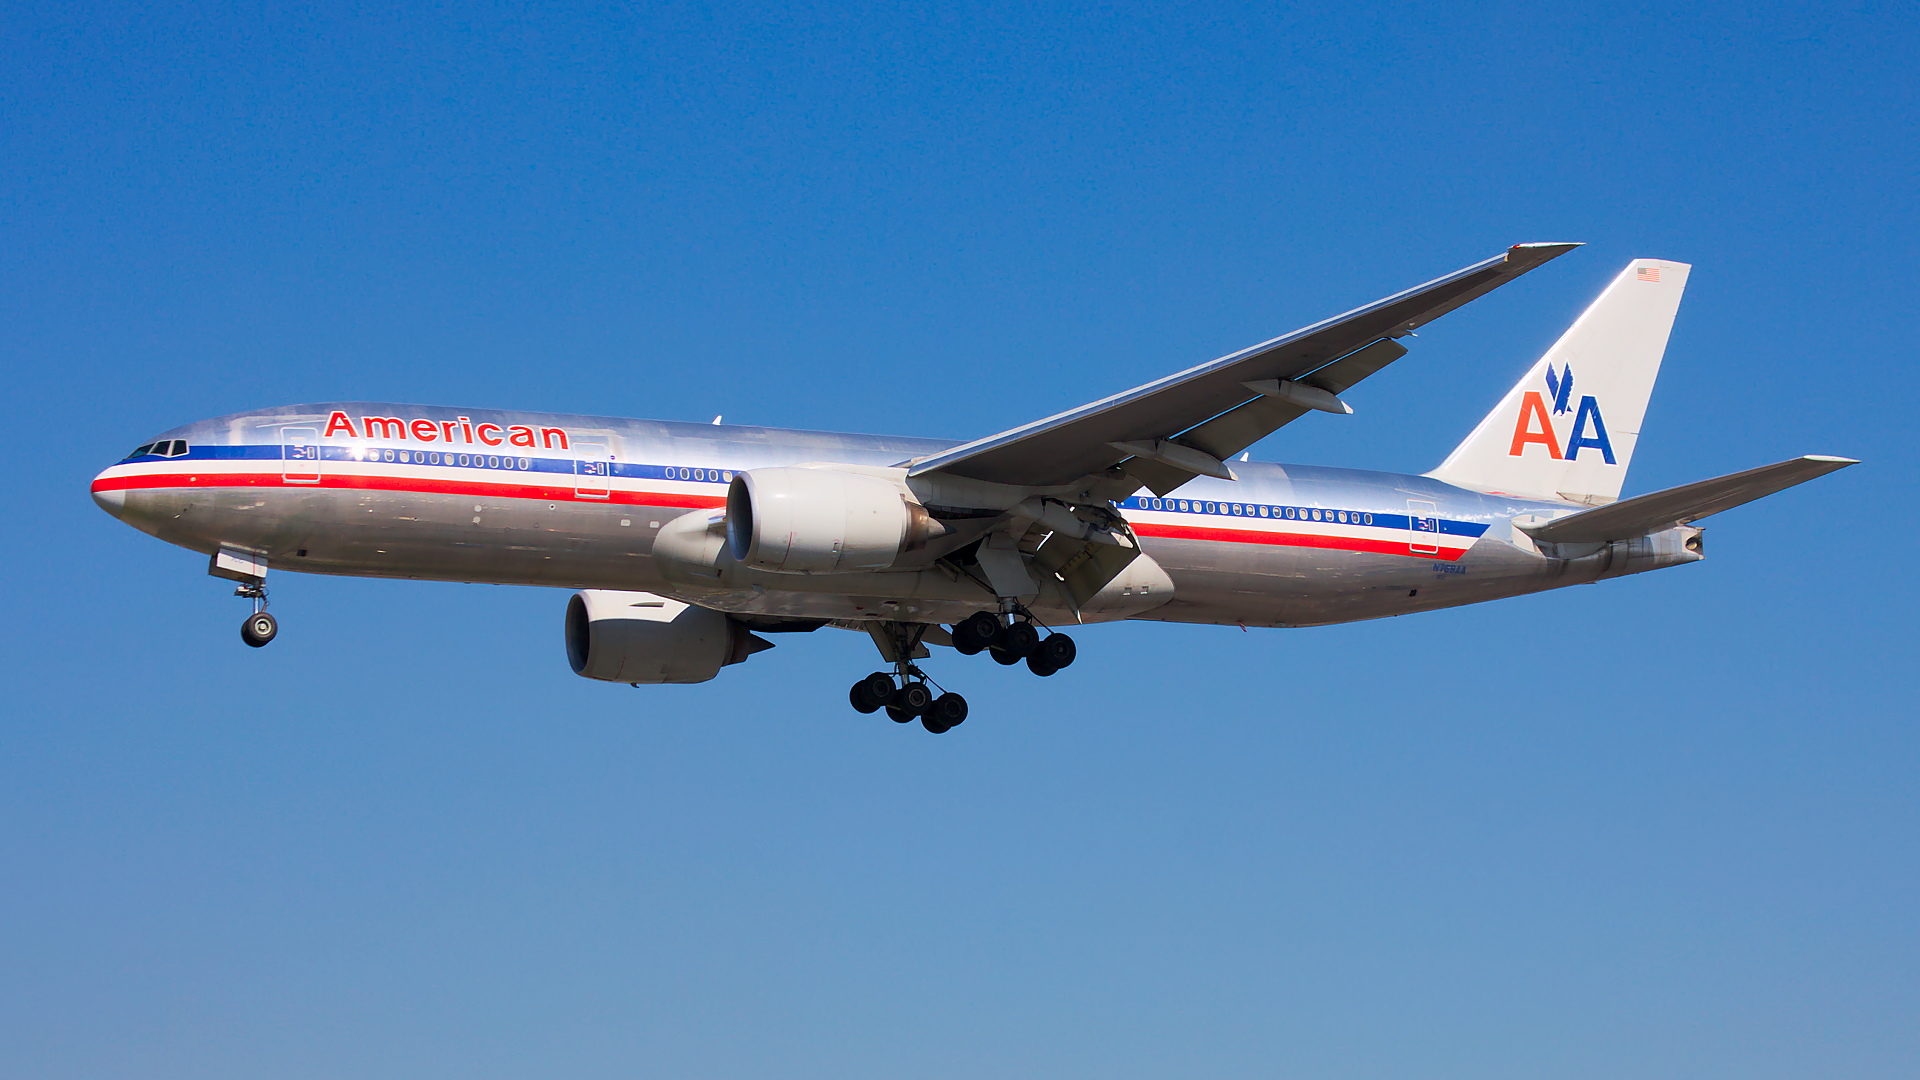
xmin=1427 ymin=259 xmax=1690 ymax=505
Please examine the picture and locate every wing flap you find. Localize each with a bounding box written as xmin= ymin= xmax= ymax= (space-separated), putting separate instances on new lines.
xmin=1522 ymin=455 xmax=1857 ymax=544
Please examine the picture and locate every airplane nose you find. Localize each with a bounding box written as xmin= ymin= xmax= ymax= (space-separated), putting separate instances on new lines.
xmin=91 ymin=472 xmax=127 ymax=517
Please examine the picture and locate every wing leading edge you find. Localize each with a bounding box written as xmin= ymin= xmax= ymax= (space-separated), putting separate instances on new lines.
xmin=909 ymin=242 xmax=1581 ymax=492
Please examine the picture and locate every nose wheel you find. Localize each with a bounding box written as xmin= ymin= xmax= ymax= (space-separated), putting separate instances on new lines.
xmin=241 ymin=610 xmax=278 ymax=647
xmin=234 ymin=583 xmax=278 ymax=648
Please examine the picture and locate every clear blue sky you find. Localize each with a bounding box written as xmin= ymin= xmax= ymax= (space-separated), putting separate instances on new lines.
xmin=4 ymin=3 xmax=1915 ymax=1077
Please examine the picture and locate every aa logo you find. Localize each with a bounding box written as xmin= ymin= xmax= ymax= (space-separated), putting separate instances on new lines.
xmin=1507 ymin=363 xmax=1616 ymax=463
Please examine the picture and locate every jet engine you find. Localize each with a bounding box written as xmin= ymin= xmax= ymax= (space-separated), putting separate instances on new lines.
xmin=724 ymin=467 xmax=940 ymax=574
xmin=565 ymin=590 xmax=771 ymax=684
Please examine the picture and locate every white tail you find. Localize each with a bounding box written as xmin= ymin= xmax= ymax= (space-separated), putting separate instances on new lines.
xmin=1427 ymin=258 xmax=1690 ymax=505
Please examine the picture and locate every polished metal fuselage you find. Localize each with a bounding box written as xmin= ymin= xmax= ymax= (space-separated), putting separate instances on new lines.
xmin=91 ymin=402 xmax=1701 ymax=629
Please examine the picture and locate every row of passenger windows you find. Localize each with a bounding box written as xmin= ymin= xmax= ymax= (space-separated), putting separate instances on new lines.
xmin=1130 ymin=496 xmax=1377 ymax=526
xmin=130 ymin=440 xmax=188 ymax=458
xmin=348 ymin=451 xmax=739 ymax=478
xmin=363 ymin=448 xmax=534 ymax=470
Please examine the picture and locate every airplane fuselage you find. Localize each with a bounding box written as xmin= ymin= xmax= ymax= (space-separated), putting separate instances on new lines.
xmin=91 ymin=402 xmax=1701 ymax=630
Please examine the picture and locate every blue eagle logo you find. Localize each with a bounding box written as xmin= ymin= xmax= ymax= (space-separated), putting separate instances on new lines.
xmin=1543 ymin=363 xmax=1576 ymax=415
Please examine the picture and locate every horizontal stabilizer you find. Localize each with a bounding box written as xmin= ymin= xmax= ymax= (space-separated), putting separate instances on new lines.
xmin=1522 ymin=455 xmax=1857 ymax=544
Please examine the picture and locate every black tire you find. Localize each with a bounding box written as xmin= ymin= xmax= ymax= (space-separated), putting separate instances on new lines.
xmin=1037 ymin=633 xmax=1076 ymax=669
xmin=891 ymin=682 xmax=934 ymax=716
xmin=885 ymin=704 xmax=917 ymax=723
xmin=989 ymin=646 xmax=1023 ymax=666
xmin=850 ymin=672 xmax=893 ymax=713
xmin=241 ymin=611 xmax=278 ymax=648
xmin=926 ymin=693 xmax=968 ymax=731
xmin=1026 ymin=654 xmax=1059 ymax=677
xmin=999 ymin=621 xmax=1039 ymax=659
xmin=850 ymin=672 xmax=892 ymax=714
xmin=952 ymin=612 xmax=1002 ymax=656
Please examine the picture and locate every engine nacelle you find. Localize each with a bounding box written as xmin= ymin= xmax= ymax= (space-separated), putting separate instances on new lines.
xmin=725 ymin=467 xmax=935 ymax=574
xmin=565 ymin=590 xmax=769 ymax=684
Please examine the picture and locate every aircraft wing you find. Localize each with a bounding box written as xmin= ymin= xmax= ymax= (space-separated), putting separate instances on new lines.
xmin=908 ymin=242 xmax=1581 ymax=493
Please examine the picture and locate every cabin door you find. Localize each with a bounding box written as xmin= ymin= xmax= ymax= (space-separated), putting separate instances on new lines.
xmin=282 ymin=427 xmax=321 ymax=483
xmin=1407 ymin=499 xmax=1439 ymax=556
xmin=575 ymin=441 xmax=613 ymax=498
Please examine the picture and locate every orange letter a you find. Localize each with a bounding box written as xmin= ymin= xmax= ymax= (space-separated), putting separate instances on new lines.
xmin=1507 ymin=391 xmax=1563 ymax=459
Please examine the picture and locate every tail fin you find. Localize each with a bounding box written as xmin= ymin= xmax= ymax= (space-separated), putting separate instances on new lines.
xmin=1428 ymin=258 xmax=1690 ymax=505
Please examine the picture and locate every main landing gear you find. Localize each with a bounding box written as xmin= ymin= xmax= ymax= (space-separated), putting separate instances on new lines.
xmin=950 ymin=610 xmax=1076 ymax=677
xmin=849 ymin=622 xmax=968 ymax=733
xmin=846 ymin=609 xmax=1077 ymax=732
xmin=848 ymin=670 xmax=969 ymax=733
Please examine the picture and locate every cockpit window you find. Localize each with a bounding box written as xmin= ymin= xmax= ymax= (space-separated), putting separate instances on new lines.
xmin=129 ymin=444 xmax=153 ymax=458
xmin=167 ymin=440 xmax=188 ymax=456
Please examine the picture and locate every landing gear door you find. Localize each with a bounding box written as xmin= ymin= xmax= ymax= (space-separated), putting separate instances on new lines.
xmin=1408 ymin=499 xmax=1439 ymax=556
xmin=283 ymin=427 xmax=321 ymax=483
xmin=575 ymin=441 xmax=613 ymax=498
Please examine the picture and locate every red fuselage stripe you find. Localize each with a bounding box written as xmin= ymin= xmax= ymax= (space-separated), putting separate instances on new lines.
xmin=90 ymin=470 xmax=728 ymax=509
xmin=1129 ymin=522 xmax=1468 ymax=559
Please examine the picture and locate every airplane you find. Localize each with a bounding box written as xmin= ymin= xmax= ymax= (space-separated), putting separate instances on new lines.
xmin=90 ymin=244 xmax=1855 ymax=732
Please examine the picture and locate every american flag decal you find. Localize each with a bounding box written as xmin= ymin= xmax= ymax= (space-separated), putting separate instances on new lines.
xmin=1637 ymin=266 xmax=1661 ymax=282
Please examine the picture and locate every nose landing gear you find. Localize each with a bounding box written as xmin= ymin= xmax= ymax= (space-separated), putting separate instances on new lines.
xmin=211 ymin=545 xmax=280 ymax=648
xmin=236 ymin=583 xmax=277 ymax=647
